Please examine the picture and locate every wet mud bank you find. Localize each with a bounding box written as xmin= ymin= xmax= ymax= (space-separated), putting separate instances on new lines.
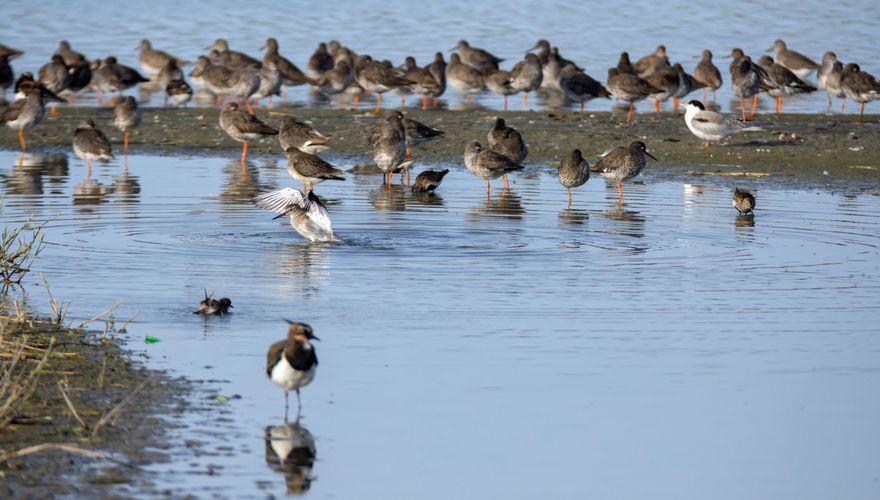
xmin=0 ymin=310 xmax=192 ymax=497
xmin=1 ymin=106 xmax=879 ymax=191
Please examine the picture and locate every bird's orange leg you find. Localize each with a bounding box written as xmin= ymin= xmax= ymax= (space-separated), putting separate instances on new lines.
xmin=214 ymin=94 xmax=221 ymax=107
xmin=49 ymin=103 xmax=60 ymax=116
xmin=18 ymin=129 xmax=26 ymax=152
xmin=486 ymin=180 xmax=491 ymax=196
xmin=433 ymin=97 xmax=439 ymax=110
xmin=567 ymin=189 xmax=572 ymax=207
xmin=406 ymin=146 xmax=412 ymax=158
xmin=749 ymin=95 xmax=758 ymax=117
xmin=374 ymin=93 xmax=382 ymax=114
xmin=268 ymin=96 xmax=273 ymax=107
xmin=617 ymin=181 xmax=623 ymax=199
xmin=654 ymin=100 xmax=660 ymax=113
xmin=523 ymin=93 xmax=528 ymax=111
xmin=400 ymin=94 xmax=406 ymax=110
xmin=740 ymin=99 xmax=747 ymax=123
xmin=282 ymin=86 xmax=287 ymax=98
xmin=87 ymin=159 xmax=92 ymax=179
xmin=703 ymin=140 xmax=710 ymax=149
xmin=406 ymin=170 xmax=411 ymax=186
xmin=108 ymin=95 xmax=116 ymax=107
xmin=241 ymin=142 xmax=248 ymax=163
xmin=780 ymin=95 xmax=784 ymax=113
xmin=503 ymin=95 xmax=508 ymax=111
xmin=841 ymin=98 xmax=846 ymax=113
xmin=245 ymin=100 xmax=254 ymax=115
xmin=502 ymin=174 xmax=509 ymax=191
xmin=422 ymin=95 xmax=428 ymax=111
xmin=354 ymin=94 xmax=360 ymax=110
xmin=673 ymin=98 xmax=680 ymax=111
xmin=626 ymin=103 xmax=634 ymax=123
xmin=124 ymin=131 xmax=129 ymax=155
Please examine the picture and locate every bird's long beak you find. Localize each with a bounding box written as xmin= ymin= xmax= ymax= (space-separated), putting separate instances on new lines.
xmin=765 ymin=47 xmax=773 ymax=53
xmin=525 ymin=44 xmax=539 ymax=53
xmin=260 ymin=45 xmax=267 ymax=51
xmin=310 ymin=335 xmax=321 ymax=341
xmin=447 ymin=46 xmax=457 ymax=53
xmin=271 ymin=212 xmax=288 ymax=220
xmin=646 ymin=152 xmax=658 ymax=161
xmin=204 ymin=44 xmax=214 ymax=51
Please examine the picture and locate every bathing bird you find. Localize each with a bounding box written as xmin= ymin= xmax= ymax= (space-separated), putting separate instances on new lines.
xmin=193 ymin=290 xmax=232 ymax=316
xmin=266 ymin=322 xmax=320 ymax=422
xmin=255 ymin=188 xmax=335 ymax=242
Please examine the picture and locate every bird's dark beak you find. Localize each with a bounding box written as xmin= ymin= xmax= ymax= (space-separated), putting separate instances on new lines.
xmin=260 ymin=45 xmax=267 ymax=51
xmin=525 ymin=44 xmax=539 ymax=53
xmin=203 ymin=45 xmax=213 ymax=51
xmin=447 ymin=46 xmax=457 ymax=53
xmin=646 ymin=151 xmax=658 ymax=161
xmin=310 ymin=334 xmax=321 ymax=341
xmin=765 ymin=47 xmax=773 ymax=53
xmin=272 ymin=212 xmax=287 ymax=220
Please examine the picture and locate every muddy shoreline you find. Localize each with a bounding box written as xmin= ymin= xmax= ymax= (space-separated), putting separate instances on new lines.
xmin=0 ymin=309 xmax=191 ymax=497
xmin=1 ymin=106 xmax=879 ymax=191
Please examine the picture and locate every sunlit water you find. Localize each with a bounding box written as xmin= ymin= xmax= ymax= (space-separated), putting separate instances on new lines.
xmin=1 ymin=0 xmax=879 ymax=114
xmin=1 ymin=148 xmax=879 ymax=498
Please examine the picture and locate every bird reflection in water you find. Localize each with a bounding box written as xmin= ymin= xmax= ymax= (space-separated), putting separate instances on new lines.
xmin=217 ymin=159 xmax=276 ymax=205
xmin=370 ymin=183 xmax=407 ymax=212
xmin=735 ymin=214 xmax=756 ymax=229
xmin=410 ymin=190 xmax=445 ymax=207
xmin=558 ymin=207 xmax=590 ymax=225
xmin=602 ymin=208 xmax=646 ymax=238
xmin=264 ymin=420 xmax=317 ymax=495
xmin=2 ymin=153 xmax=69 ymax=196
xmin=469 ymin=190 xmax=525 ymax=220
xmin=73 ymin=177 xmax=112 ymax=206
xmin=110 ymin=172 xmax=141 ymax=203
xmin=267 ymin=242 xmax=331 ymax=300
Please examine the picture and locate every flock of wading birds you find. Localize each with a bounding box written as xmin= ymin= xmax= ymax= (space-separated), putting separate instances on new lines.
xmin=6 ymin=36 xmax=874 ymax=420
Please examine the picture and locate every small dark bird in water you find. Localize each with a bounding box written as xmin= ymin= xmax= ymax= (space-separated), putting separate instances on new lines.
xmin=267 ymin=321 xmax=319 ymax=422
xmin=193 ymin=290 xmax=233 ymax=316
xmin=732 ymin=188 xmax=756 ymax=215
xmin=412 ymin=169 xmax=449 ymax=192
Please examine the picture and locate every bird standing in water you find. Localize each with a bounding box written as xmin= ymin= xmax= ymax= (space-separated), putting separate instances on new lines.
xmin=267 ymin=322 xmax=320 ymax=422
xmin=590 ymin=141 xmax=656 ymax=205
xmin=557 ymin=149 xmax=590 ymax=207
xmin=219 ymin=102 xmax=278 ymax=163
xmin=112 ymin=96 xmax=142 ymax=155
xmin=732 ymin=188 xmax=756 ymax=215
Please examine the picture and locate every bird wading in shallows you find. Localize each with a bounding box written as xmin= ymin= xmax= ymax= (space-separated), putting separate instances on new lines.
xmin=267 ymin=321 xmax=320 ymax=422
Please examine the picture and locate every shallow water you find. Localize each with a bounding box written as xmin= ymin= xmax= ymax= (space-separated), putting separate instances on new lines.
xmin=1 ymin=148 xmax=879 ymax=498
xmin=2 ymin=0 xmax=879 ymax=114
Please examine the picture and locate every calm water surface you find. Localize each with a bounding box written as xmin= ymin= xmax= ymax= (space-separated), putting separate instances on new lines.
xmin=1 ymin=0 xmax=879 ymax=114
xmin=1 ymin=148 xmax=879 ymax=498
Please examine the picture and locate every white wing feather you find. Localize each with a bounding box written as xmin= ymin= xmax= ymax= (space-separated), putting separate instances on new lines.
xmin=254 ymin=187 xmax=307 ymax=214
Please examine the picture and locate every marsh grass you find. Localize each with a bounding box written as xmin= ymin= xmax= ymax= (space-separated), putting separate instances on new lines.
xmin=0 ymin=202 xmax=48 ymax=289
